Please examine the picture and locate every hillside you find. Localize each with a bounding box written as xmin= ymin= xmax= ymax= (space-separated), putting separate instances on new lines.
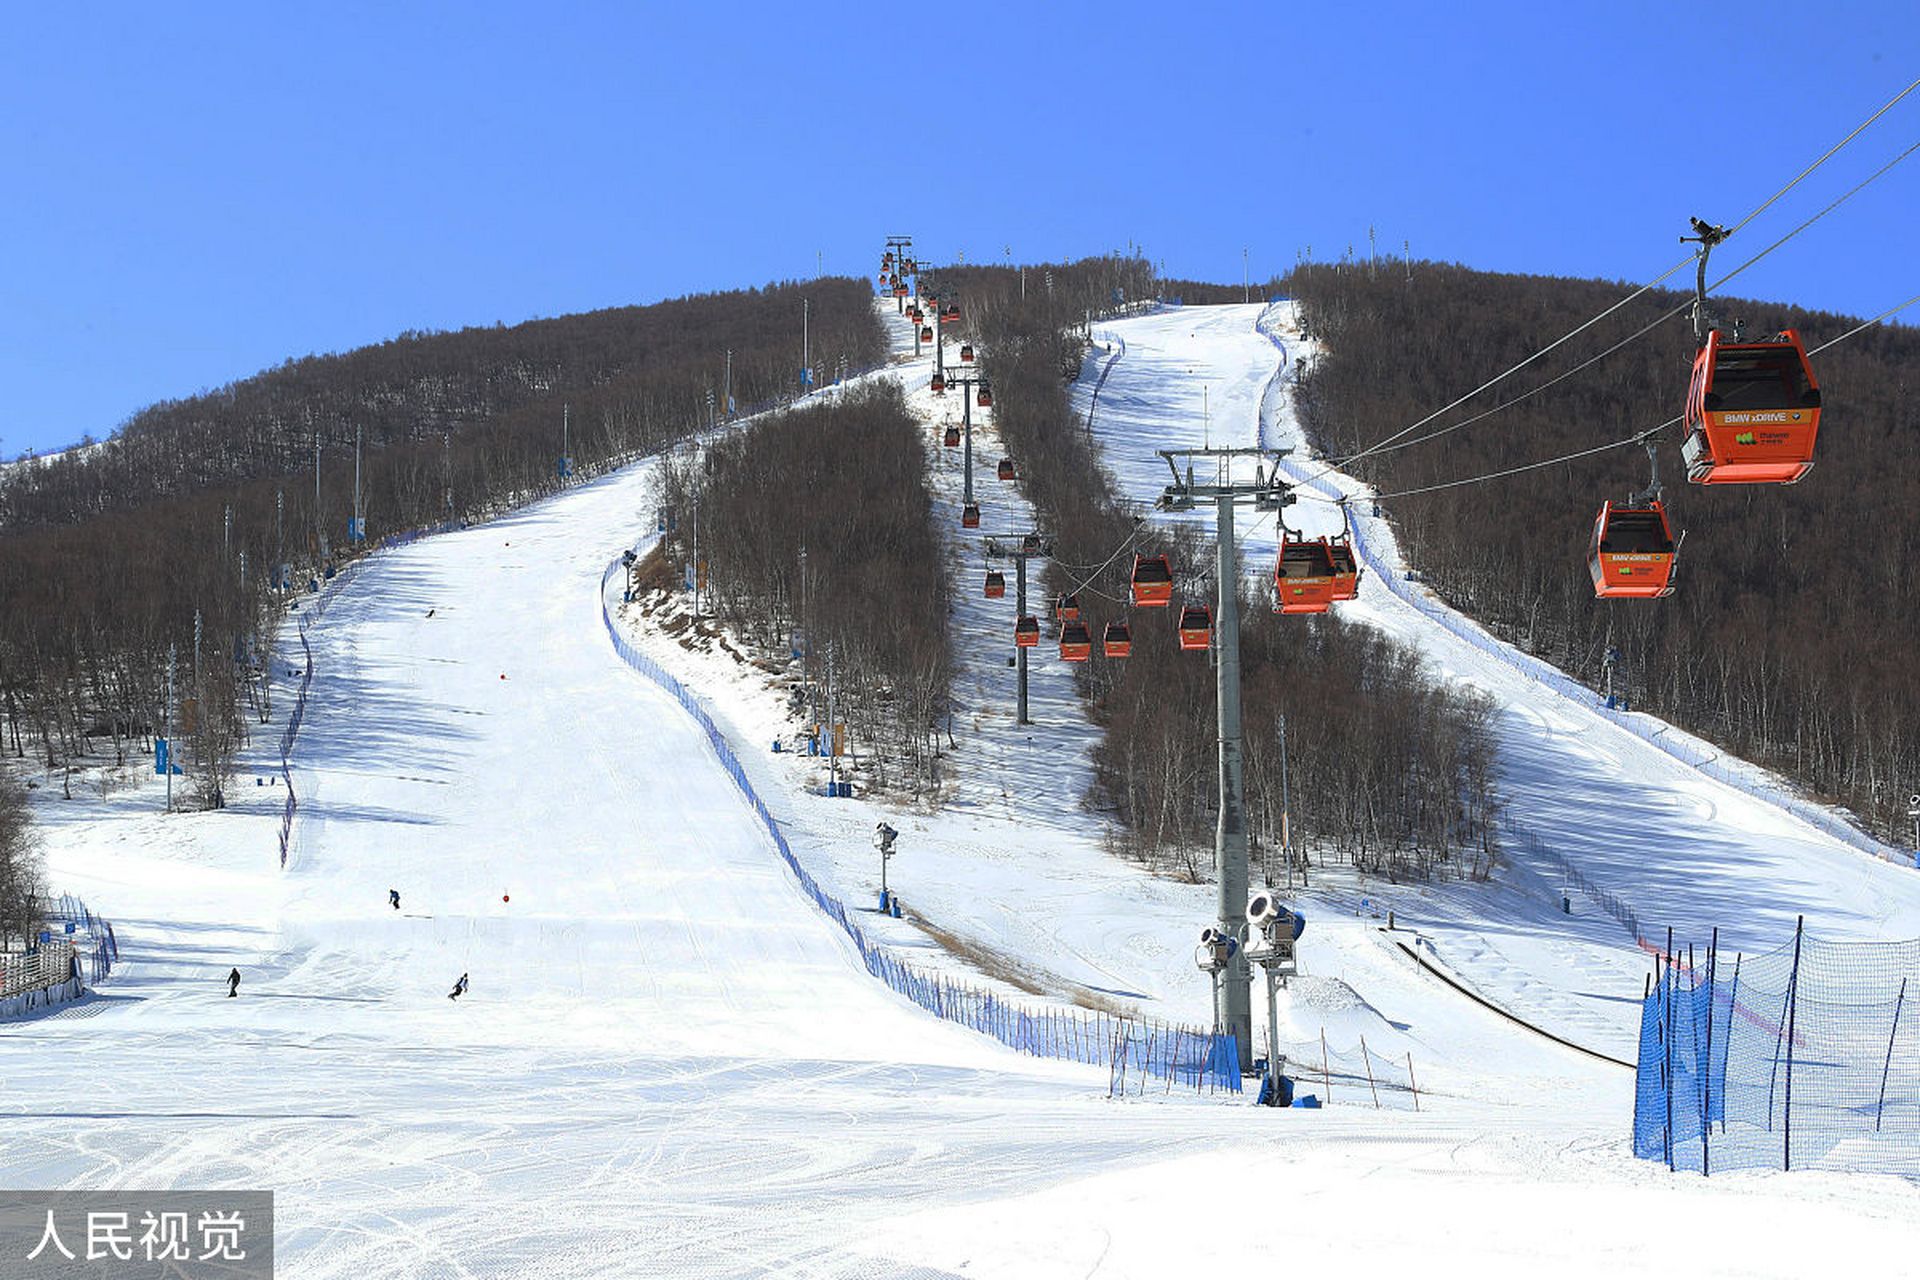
xmin=1287 ymin=261 xmax=1920 ymax=847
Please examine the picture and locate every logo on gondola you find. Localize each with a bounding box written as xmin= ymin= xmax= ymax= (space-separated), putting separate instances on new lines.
xmin=1735 ymin=432 xmax=1756 ymax=445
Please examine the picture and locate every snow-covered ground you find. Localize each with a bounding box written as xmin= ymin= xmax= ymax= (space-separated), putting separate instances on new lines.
xmin=4 ymin=300 xmax=1918 ymax=1276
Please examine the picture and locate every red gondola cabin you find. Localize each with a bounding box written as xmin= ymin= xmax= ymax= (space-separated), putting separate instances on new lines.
xmin=943 ymin=426 xmax=961 ymax=448
xmin=961 ymin=503 xmax=981 ymax=528
xmin=1103 ymin=621 xmax=1132 ymax=659
xmin=1682 ymin=329 xmax=1821 ymax=485
xmin=1130 ymin=554 xmax=1174 ymax=608
xmin=977 ymin=385 xmax=993 ymax=408
xmin=996 ymin=457 xmax=1015 ymax=481
xmin=1059 ymin=621 xmax=1093 ymax=662
xmin=931 ymin=372 xmax=946 ymax=393
xmin=1588 ymin=500 xmax=1677 ymax=599
xmin=1055 ymin=593 xmax=1080 ymax=623
xmin=960 ymin=344 xmax=975 ymax=363
xmin=920 ymin=325 xmax=934 ymax=342
xmin=1177 ymin=604 xmax=1212 ymax=651
xmin=1014 ymin=615 xmax=1040 ymax=647
xmin=1274 ymin=536 xmax=1338 ymax=615
xmin=984 ymin=571 xmax=1006 ymax=599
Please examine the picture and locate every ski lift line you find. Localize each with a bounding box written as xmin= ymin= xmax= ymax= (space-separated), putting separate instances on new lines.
xmin=1368 ymin=283 xmax=1918 ymax=501
xmin=1349 ymin=135 xmax=1920 ymax=462
xmin=1722 ymin=74 xmax=1920 ymax=241
xmin=1807 ymin=290 xmax=1920 ymax=354
xmin=1302 ymin=78 xmax=1920 ymax=483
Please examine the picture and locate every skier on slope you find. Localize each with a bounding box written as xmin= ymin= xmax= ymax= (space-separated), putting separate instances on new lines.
xmin=226 ymin=968 xmax=240 ymax=998
xmin=448 ymin=972 xmax=469 ymax=1001
xmin=389 ymin=888 xmax=401 ymax=911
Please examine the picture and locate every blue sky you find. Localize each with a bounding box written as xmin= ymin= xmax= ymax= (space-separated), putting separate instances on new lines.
xmin=2 ymin=2 xmax=1913 ymax=456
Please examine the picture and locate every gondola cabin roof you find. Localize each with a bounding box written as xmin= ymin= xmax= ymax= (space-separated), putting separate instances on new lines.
xmin=1589 ymin=500 xmax=1677 ymax=599
xmin=1682 ymin=329 xmax=1821 ymax=485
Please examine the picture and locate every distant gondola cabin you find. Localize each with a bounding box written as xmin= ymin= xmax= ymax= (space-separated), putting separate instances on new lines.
xmin=1059 ymin=621 xmax=1093 ymax=663
xmin=984 ymin=571 xmax=1007 ymax=599
xmin=1588 ymin=500 xmax=1677 ymax=599
xmin=1014 ymin=615 xmax=1040 ymax=647
xmin=1103 ymin=622 xmax=1132 ymax=659
xmin=1130 ymin=554 xmax=1174 ymax=608
xmin=1177 ymin=604 xmax=1212 ymax=651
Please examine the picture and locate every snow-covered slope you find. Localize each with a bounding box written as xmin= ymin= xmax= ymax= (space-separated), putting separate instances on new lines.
xmin=7 ymin=300 xmax=1919 ymax=1277
xmin=1080 ymin=302 xmax=1920 ymax=1057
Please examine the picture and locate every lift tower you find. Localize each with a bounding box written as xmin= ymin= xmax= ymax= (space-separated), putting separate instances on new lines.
xmin=1157 ymin=446 xmax=1293 ymax=1073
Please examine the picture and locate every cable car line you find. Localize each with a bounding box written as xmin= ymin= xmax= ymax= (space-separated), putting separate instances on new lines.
xmin=1293 ymin=78 xmax=1920 ymax=485
xmin=1333 ymin=134 xmax=1920 ymax=467
xmin=1361 ymin=286 xmax=1919 ymax=502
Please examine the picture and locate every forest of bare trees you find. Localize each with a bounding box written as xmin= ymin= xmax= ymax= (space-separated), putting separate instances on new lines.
xmin=934 ymin=257 xmax=1502 ymax=881
xmin=648 ymin=385 xmax=952 ymax=797
xmin=0 ymin=773 xmax=44 ymax=950
xmin=1286 ymin=259 xmax=1920 ymax=847
xmin=1 ymin=279 xmax=883 ymax=816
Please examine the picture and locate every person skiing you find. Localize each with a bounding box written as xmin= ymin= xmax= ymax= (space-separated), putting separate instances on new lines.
xmin=389 ymin=888 xmax=401 ymax=911
xmin=448 ymin=972 xmax=469 ymax=1001
xmin=226 ymin=967 xmax=240 ymax=998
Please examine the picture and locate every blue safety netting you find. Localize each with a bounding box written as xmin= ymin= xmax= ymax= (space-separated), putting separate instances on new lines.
xmin=1634 ymin=925 xmax=1920 ymax=1176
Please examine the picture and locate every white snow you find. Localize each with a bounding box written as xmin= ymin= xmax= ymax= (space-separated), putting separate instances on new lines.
xmin=3 ymin=299 xmax=1917 ymax=1277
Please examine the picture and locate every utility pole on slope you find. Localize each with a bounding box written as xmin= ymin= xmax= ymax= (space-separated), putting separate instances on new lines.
xmin=1158 ymin=446 xmax=1295 ymax=1074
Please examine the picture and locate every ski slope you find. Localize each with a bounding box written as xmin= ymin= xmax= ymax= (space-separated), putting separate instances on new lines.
xmin=1080 ymin=302 xmax=1920 ymax=1057
xmin=6 ymin=300 xmax=1920 ymax=1276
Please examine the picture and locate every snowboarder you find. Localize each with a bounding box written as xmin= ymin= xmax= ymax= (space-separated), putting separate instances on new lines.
xmin=426 ymin=608 xmax=435 ymax=618
xmin=226 ymin=967 xmax=240 ymax=998
xmin=389 ymin=888 xmax=401 ymax=911
xmin=448 ymin=972 xmax=469 ymax=1001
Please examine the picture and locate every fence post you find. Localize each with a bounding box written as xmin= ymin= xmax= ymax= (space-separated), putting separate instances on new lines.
xmin=1663 ymin=949 xmax=1676 ymax=1171
xmin=1359 ymin=1035 xmax=1382 ymax=1109
xmin=1406 ymin=1052 xmax=1420 ymax=1112
xmin=1878 ymin=976 xmax=1907 ymax=1133
xmin=1321 ymin=1027 xmax=1333 ymax=1103
xmin=1701 ymin=928 xmax=1717 ymax=1177
xmin=1783 ymin=915 xmax=1804 ymax=1172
